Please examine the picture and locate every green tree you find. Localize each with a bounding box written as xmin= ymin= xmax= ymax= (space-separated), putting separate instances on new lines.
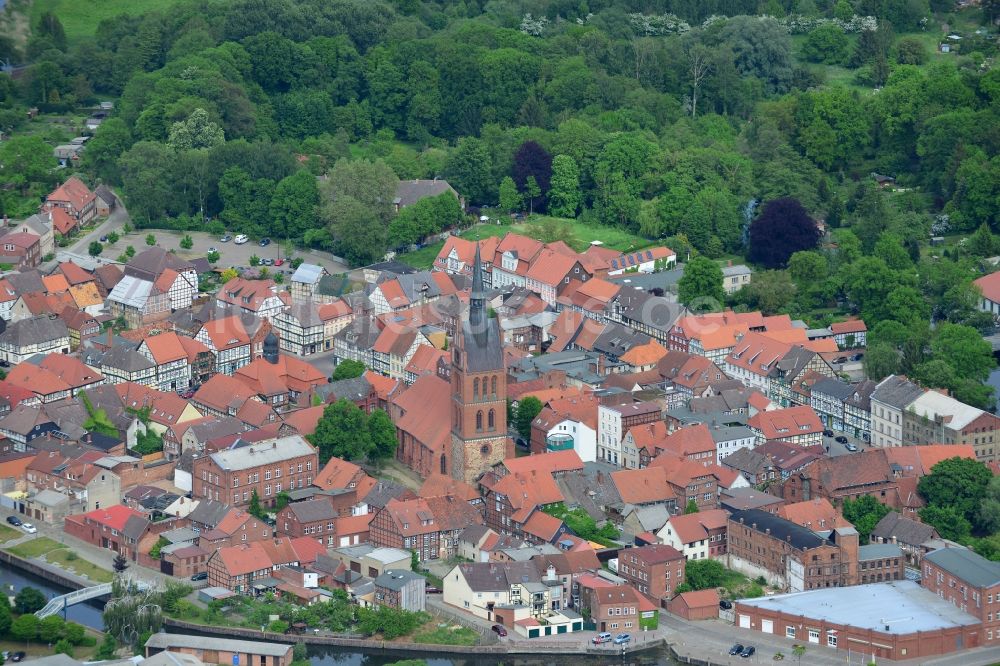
xmin=684 ymin=559 xmax=727 ymax=590
xmin=367 ymin=408 xmax=398 ymax=463
xmin=524 ymin=176 xmax=541 ymax=216
xmin=498 ymin=176 xmax=521 ymax=214
xmin=801 ymin=24 xmax=849 ymax=64
xmin=515 ymin=396 xmax=543 ymax=442
xmin=841 ymin=495 xmax=891 ymax=541
xmin=920 ymin=505 xmax=972 ymax=543
xmin=107 ymin=231 xmax=120 ymax=245
xmin=179 ymin=235 xmax=194 ymax=250
xmin=275 ymin=491 xmax=292 ymax=512
xmin=684 ymin=499 xmax=699 ymax=514
xmin=145 ymin=234 xmax=156 ymax=246
xmin=207 ymin=250 xmax=220 ymax=263
xmin=863 ymin=342 xmax=900 ymax=381
xmin=39 ymin=615 xmax=65 ymax=643
xmin=0 ymin=595 xmax=11 ymax=637
xmin=918 ymin=457 xmax=993 ymax=525
xmin=11 ymin=614 xmax=39 ymax=642
xmin=167 ymin=109 xmax=225 ymax=150
xmin=331 ymin=360 xmax=366 ymax=381
xmin=444 ymin=137 xmax=494 ymax=204
xmin=677 ymin=256 xmax=724 ymax=310
xmin=978 ymin=476 xmax=1000 ymax=534
xmin=82 ymin=118 xmax=133 ymax=184
xmin=148 ymin=536 xmax=168 ymax=560
xmin=15 ymin=586 xmax=46 ymax=614
xmin=88 ymin=241 xmax=104 ymax=257
xmin=248 ymin=488 xmax=265 ymax=519
xmin=309 ymin=398 xmax=372 ymax=463
xmin=63 ymin=622 xmax=86 ymax=645
xmin=95 ymin=633 xmax=117 ymax=660
xmin=931 ymin=323 xmax=996 ymax=383
xmin=0 ymin=136 xmax=56 ymax=196
xmin=792 ymin=644 xmax=807 ymax=665
xmin=548 ymin=155 xmax=581 ymax=218
xmin=270 ymin=170 xmax=320 ymax=242
xmin=53 ymin=639 xmax=74 ymax=657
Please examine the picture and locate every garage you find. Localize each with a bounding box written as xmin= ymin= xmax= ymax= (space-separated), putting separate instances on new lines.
xmin=762 ymin=619 xmax=773 ymax=634
xmin=739 ymin=614 xmax=750 ymax=629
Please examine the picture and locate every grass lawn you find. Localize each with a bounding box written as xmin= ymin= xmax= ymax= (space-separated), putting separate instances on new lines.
xmin=5 ymin=536 xmax=113 ymax=583
xmin=31 ymin=0 xmax=172 ymax=44
xmin=6 ymin=536 xmax=64 ymax=558
xmin=0 ymin=523 xmax=21 ymax=543
xmin=412 ymin=624 xmax=479 ymax=646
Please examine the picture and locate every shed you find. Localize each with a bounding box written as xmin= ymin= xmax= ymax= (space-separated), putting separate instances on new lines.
xmin=667 ymin=588 xmax=720 ymax=621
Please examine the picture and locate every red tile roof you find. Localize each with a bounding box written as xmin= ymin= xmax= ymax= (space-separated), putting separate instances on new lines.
xmin=199 ymin=316 xmax=250 ymax=350
xmin=313 ymin=456 xmax=366 ymax=491
xmin=500 ymin=449 xmax=583 ymax=476
xmin=522 ymin=510 xmax=563 ymax=542
xmin=748 ymin=405 xmax=822 ymax=440
xmin=38 ymin=353 xmax=103 ymax=389
xmin=47 ymin=176 xmax=95 ymax=211
xmin=778 ymin=498 xmax=850 ymax=530
xmin=57 ymin=262 xmax=93 ymax=286
xmin=419 ymin=473 xmax=480 ymax=503
xmin=77 ymin=504 xmax=143 ymax=531
xmin=664 ymin=509 xmax=729 ymax=544
xmin=42 ymin=274 xmax=70 ymax=293
xmin=142 ymin=332 xmax=188 ymax=364
xmin=611 ymin=467 xmax=675 ymax=505
xmin=662 ymin=424 xmax=717 ymax=459
xmin=49 ymin=208 xmax=76 ymax=235
xmin=215 ymin=542 xmax=273 ymax=576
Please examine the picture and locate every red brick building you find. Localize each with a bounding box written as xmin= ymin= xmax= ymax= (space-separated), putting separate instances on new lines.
xmin=276 ymin=499 xmax=339 ymax=546
xmin=616 ymin=543 xmax=686 ymax=607
xmin=922 ymin=548 xmax=1000 ymax=642
xmin=727 ymin=509 xmax=859 ymax=592
xmin=64 ymin=504 xmax=149 ymax=562
xmin=192 ymin=435 xmax=318 ymax=507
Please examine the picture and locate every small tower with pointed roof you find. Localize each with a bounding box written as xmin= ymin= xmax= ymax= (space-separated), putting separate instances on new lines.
xmin=449 ymin=245 xmax=509 ymax=484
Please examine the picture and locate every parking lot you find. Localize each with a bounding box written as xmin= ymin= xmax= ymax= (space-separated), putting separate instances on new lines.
xmin=822 ymin=430 xmax=870 ymax=457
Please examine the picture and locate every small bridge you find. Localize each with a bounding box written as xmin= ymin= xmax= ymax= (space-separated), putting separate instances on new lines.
xmin=36 ymin=583 xmax=114 ymax=618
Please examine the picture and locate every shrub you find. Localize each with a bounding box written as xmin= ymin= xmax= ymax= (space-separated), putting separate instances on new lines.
xmin=54 ymin=639 xmax=74 ymax=657
xmin=145 ymin=234 xmax=156 ymax=246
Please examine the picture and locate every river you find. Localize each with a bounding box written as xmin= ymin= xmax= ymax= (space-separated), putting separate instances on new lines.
xmin=0 ymin=564 xmax=680 ymax=665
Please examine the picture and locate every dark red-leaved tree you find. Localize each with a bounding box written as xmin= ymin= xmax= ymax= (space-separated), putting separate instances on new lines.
xmin=748 ymin=197 xmax=821 ymax=268
xmin=512 ymin=141 xmax=553 ymax=213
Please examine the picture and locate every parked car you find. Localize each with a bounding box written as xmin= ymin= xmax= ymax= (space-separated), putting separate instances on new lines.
xmin=491 ymin=625 xmax=507 ymax=637
xmin=99 ymin=235 xmax=108 ymax=243
xmin=234 ymin=234 xmax=249 ymax=244
xmin=845 ymin=443 xmax=859 ymax=452
xmin=719 ymin=599 xmax=733 ymax=610
xmin=190 ymin=572 xmax=208 ymax=581
xmin=613 ymin=633 xmax=631 ymax=645
xmin=262 ymin=258 xmax=273 ymax=266
xmin=729 ymin=644 xmax=744 ymax=656
xmin=220 ymin=234 xmax=232 ymax=242
xmin=835 ymin=435 xmax=848 ymax=444
xmin=740 ymin=646 xmax=756 ymax=658
xmin=822 ymin=429 xmax=834 ymax=437
xmin=851 ymin=353 xmax=864 ymax=362
xmin=833 ymin=356 xmax=847 ymax=364
xmin=425 ymin=586 xmax=442 ymax=594
xmin=592 ymin=632 xmax=613 ymax=644
xmin=20 ymin=523 xmax=37 ymax=534
xmin=10 ymin=651 xmax=26 ymax=662
xmin=6 ymin=515 xmax=21 ymax=526
xmin=208 ymin=247 xmax=218 ymax=254
xmin=274 ymin=258 xmax=285 ymax=266
xmin=259 ymin=237 xmax=271 ymax=247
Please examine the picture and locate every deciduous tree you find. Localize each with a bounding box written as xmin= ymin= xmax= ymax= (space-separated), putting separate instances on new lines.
xmin=678 ymin=256 xmax=724 ymax=309
xmin=748 ymin=197 xmax=821 ymax=268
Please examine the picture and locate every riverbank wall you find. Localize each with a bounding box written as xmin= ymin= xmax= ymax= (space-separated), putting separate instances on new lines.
xmin=163 ymin=618 xmax=667 ymax=656
xmin=0 ymin=548 xmax=91 ymax=591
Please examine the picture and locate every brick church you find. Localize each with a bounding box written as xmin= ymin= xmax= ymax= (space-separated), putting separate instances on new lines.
xmin=449 ymin=246 xmax=511 ymax=484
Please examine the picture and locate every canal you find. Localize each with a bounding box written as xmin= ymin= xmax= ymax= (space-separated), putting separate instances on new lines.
xmin=0 ymin=564 xmax=105 ymax=629
xmin=0 ymin=564 xmax=681 ymax=665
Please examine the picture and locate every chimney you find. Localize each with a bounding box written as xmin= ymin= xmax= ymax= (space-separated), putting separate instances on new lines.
xmin=107 ymin=328 xmax=113 ymax=348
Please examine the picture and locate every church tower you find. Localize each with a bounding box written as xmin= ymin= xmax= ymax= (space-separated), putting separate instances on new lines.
xmin=450 ymin=245 xmax=509 ymax=484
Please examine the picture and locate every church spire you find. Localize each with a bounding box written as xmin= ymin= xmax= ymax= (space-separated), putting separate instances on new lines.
xmin=469 ymin=243 xmax=485 ymax=329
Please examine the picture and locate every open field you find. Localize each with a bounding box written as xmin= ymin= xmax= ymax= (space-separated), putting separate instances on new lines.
xmin=31 ymin=0 xmax=170 ymax=44
xmin=0 ymin=523 xmax=21 ymax=543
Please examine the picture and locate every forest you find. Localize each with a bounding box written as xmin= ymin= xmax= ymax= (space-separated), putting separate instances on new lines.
xmin=1 ymin=0 xmax=1000 ymax=405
